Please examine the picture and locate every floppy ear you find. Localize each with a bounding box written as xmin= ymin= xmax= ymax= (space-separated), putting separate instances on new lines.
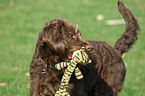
xmin=41 ymin=19 xmax=68 ymax=54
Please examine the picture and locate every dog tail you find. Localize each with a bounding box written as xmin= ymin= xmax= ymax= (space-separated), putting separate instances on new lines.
xmin=114 ymin=1 xmax=140 ymax=55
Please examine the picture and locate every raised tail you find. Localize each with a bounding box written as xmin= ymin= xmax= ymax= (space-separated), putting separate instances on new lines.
xmin=114 ymin=1 xmax=140 ymax=55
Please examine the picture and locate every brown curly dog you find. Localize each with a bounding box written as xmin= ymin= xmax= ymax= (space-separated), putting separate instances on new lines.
xmin=30 ymin=1 xmax=140 ymax=96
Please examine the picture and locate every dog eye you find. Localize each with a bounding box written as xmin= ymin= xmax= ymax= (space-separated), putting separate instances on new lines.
xmin=69 ymin=34 xmax=74 ymax=38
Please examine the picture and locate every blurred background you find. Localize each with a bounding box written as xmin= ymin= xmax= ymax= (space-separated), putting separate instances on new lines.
xmin=0 ymin=0 xmax=145 ymax=96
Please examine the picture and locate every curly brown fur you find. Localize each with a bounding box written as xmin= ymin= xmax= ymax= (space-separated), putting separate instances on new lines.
xmin=114 ymin=1 xmax=140 ymax=55
xmin=30 ymin=1 xmax=140 ymax=96
xmin=30 ymin=18 xmax=89 ymax=96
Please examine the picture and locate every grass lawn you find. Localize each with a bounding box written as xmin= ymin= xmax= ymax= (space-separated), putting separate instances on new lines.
xmin=0 ymin=0 xmax=145 ymax=96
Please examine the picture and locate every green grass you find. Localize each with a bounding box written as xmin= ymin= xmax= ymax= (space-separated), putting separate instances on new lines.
xmin=0 ymin=0 xmax=145 ymax=96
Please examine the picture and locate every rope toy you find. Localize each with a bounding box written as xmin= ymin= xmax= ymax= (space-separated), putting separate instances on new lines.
xmin=53 ymin=47 xmax=91 ymax=96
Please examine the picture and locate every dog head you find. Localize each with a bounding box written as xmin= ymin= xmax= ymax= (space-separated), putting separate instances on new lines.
xmin=40 ymin=18 xmax=91 ymax=58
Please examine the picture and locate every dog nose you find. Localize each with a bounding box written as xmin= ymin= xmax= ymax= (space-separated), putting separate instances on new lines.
xmin=85 ymin=45 xmax=93 ymax=52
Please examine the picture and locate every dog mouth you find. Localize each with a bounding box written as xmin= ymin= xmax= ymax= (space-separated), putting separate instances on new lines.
xmin=67 ymin=45 xmax=93 ymax=60
xmin=67 ymin=53 xmax=73 ymax=60
xmin=67 ymin=46 xmax=81 ymax=60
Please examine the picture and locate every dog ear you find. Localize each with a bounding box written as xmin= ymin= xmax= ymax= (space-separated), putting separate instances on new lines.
xmin=41 ymin=19 xmax=68 ymax=54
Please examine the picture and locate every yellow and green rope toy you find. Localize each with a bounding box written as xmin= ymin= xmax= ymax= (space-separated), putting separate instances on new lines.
xmin=53 ymin=47 xmax=91 ymax=96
